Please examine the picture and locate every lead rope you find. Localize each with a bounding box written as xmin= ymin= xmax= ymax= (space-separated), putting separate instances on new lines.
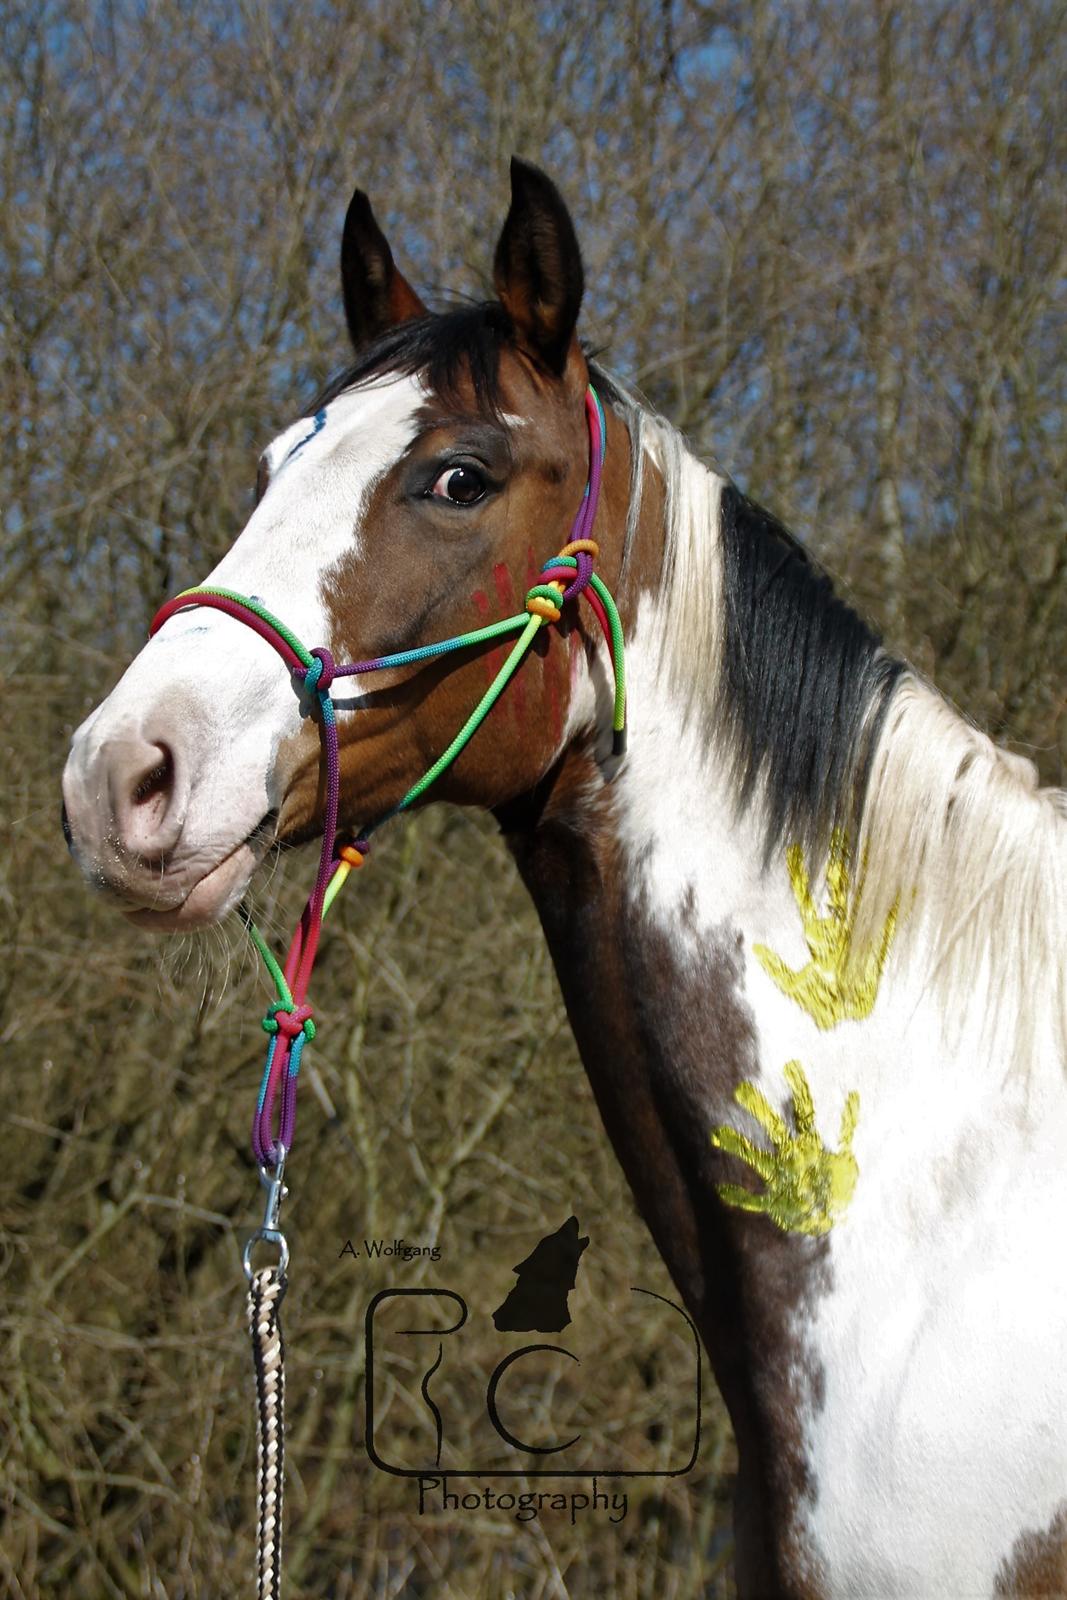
xmin=248 ymin=1266 xmax=286 ymax=1600
xmin=243 ymin=1152 xmax=290 ymax=1595
xmin=150 ymin=387 xmax=623 ymax=1598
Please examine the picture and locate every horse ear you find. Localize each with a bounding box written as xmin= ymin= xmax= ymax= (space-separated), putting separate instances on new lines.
xmin=341 ymin=189 xmax=427 ymax=350
xmin=493 ymin=157 xmax=584 ymax=377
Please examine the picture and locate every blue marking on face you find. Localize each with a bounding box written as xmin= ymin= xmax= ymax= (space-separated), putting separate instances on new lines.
xmin=283 ymin=408 xmax=327 ymax=467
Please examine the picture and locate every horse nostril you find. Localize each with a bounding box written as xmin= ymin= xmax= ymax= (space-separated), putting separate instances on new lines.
xmin=117 ymin=742 xmax=182 ymax=860
xmin=133 ymin=754 xmax=173 ymax=806
xmin=61 ymin=800 xmax=73 ymax=850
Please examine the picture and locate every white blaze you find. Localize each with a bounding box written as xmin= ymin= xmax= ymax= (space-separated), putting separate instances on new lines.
xmin=64 ymin=376 xmax=423 ymax=919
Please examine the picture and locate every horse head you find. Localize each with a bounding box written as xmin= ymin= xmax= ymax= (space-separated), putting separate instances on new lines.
xmin=61 ymin=159 xmax=632 ymax=930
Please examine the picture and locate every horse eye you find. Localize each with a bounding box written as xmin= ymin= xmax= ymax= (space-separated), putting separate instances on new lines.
xmin=429 ymin=465 xmax=487 ymax=505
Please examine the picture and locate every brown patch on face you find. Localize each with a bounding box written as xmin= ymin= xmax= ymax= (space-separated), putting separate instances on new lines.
xmin=996 ymin=1505 xmax=1067 ymax=1597
xmin=275 ymin=350 xmax=634 ymax=840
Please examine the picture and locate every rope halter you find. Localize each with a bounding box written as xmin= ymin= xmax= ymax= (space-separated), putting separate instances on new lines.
xmin=149 ymin=385 xmax=625 ymax=1173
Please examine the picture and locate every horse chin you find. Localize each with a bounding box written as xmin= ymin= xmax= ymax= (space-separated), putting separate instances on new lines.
xmin=123 ymin=836 xmax=265 ymax=933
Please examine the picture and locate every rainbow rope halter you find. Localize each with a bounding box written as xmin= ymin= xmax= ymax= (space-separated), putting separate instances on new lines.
xmin=151 ymin=384 xmax=624 ymax=1598
xmin=150 ymin=386 xmax=625 ymax=1189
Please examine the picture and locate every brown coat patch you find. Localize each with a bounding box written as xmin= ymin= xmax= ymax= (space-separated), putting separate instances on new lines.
xmin=503 ymin=751 xmax=830 ymax=1597
xmin=296 ymin=359 xmax=628 ymax=841
xmin=996 ymin=1506 xmax=1067 ymax=1598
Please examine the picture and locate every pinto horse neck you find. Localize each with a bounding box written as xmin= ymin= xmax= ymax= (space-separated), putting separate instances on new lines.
xmin=499 ymin=379 xmax=1067 ymax=1598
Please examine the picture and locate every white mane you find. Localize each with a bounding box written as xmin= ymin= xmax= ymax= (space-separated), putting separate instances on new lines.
xmin=855 ymin=682 xmax=1067 ymax=1067
xmin=603 ymin=373 xmax=1067 ymax=1069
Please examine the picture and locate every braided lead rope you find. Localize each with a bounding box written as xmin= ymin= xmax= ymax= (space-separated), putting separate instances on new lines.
xmin=248 ymin=1266 xmax=286 ymax=1600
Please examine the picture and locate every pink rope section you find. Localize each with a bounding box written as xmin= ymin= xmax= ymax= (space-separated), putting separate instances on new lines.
xmin=151 ymin=593 xmax=305 ymax=672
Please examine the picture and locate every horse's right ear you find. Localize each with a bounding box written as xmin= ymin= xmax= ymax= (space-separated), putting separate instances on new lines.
xmin=493 ymin=157 xmax=584 ymax=377
xmin=341 ymin=189 xmax=427 ymax=351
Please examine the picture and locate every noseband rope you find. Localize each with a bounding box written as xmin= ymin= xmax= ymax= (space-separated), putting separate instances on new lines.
xmin=148 ymin=385 xmax=624 ymax=1597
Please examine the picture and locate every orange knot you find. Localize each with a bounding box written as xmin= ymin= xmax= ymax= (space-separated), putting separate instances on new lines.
xmin=338 ymin=844 xmax=366 ymax=868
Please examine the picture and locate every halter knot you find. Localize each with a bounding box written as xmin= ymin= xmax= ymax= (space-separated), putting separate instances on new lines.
xmin=262 ymin=1003 xmax=316 ymax=1042
xmin=553 ymin=538 xmax=599 ymax=600
xmin=338 ymin=842 xmax=368 ymax=868
xmin=301 ymin=648 xmax=336 ymax=695
xmin=526 ymin=585 xmax=563 ymax=623
xmin=526 ymin=539 xmax=601 ymax=622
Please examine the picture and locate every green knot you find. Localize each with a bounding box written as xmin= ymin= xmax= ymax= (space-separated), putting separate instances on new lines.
xmin=525 ymin=583 xmax=563 ymax=621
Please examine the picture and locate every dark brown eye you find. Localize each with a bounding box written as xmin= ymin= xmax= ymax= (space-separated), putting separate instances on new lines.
xmin=429 ymin=464 xmax=487 ymax=505
xmin=255 ymin=456 xmax=270 ymax=506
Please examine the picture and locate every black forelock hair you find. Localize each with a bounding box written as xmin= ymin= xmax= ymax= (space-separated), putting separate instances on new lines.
xmin=311 ymin=301 xmax=516 ymax=415
xmin=716 ymin=484 xmax=905 ymax=861
xmin=310 ymin=305 xmax=626 ymax=418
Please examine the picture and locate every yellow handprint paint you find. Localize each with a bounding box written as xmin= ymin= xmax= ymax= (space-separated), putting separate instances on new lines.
xmin=754 ymin=831 xmax=897 ymax=1029
xmin=711 ymin=1061 xmax=859 ymax=1236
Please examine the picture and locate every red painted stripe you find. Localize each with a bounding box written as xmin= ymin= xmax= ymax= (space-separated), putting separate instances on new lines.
xmin=471 ymin=587 xmax=501 ymax=683
xmin=493 ymin=562 xmax=514 ymax=612
xmin=492 ymin=564 xmax=523 ymax=723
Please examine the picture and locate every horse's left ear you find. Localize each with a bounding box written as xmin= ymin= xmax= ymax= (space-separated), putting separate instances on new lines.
xmin=493 ymin=157 xmax=584 ymax=378
xmin=341 ymin=189 xmax=427 ymax=351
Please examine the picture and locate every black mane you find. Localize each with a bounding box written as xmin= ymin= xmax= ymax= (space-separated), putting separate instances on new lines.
xmin=717 ymin=486 xmax=904 ymax=861
xmin=312 ymin=307 xmax=629 ymax=417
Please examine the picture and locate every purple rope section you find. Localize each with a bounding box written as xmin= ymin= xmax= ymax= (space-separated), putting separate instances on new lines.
xmin=561 ymin=390 xmax=603 ymax=598
xmin=252 ymin=672 xmax=341 ymax=1165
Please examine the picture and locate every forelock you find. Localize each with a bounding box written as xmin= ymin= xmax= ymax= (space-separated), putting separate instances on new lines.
xmin=312 ymin=302 xmax=515 ymax=417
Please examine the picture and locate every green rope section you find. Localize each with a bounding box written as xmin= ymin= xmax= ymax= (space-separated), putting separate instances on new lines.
xmin=239 ymin=907 xmax=295 ymax=1006
xmin=384 ymin=613 xmax=544 ymax=823
xmin=591 ymin=573 xmax=626 ymax=733
xmin=545 ymin=557 xmax=626 ymax=735
xmin=321 ymin=863 xmax=350 ymax=919
xmin=223 ymin=559 xmax=625 ymax=927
